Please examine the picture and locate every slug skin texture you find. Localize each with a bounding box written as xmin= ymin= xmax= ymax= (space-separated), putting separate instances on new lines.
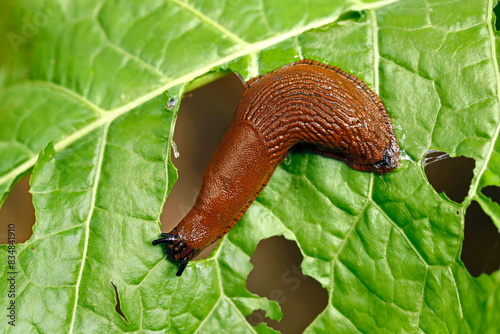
xmin=153 ymin=59 xmax=399 ymax=276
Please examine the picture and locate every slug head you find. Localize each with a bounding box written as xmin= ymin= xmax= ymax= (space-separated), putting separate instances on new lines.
xmin=152 ymin=232 xmax=195 ymax=276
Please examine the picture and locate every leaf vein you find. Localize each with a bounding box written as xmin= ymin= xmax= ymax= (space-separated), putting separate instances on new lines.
xmin=168 ymin=0 xmax=250 ymax=47
xmin=467 ymin=0 xmax=500 ymax=200
xmin=68 ymin=121 xmax=110 ymax=334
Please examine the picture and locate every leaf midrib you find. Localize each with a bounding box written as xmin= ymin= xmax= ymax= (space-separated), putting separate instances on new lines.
xmin=67 ymin=121 xmax=110 ymax=334
xmin=468 ymin=0 xmax=500 ymax=201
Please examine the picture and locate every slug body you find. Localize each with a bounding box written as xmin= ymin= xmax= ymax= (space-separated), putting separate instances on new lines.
xmin=153 ymin=59 xmax=399 ymax=276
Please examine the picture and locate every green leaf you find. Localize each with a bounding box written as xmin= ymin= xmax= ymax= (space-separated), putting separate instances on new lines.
xmin=1 ymin=0 xmax=499 ymax=333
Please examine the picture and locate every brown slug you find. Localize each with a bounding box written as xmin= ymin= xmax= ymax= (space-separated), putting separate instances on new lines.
xmin=153 ymin=59 xmax=399 ymax=276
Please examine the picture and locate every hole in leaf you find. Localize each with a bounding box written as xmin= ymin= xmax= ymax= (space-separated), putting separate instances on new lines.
xmin=461 ymin=201 xmax=500 ymax=276
xmin=161 ymin=73 xmax=244 ymax=259
xmin=494 ymin=0 xmax=500 ymax=31
xmin=246 ymin=236 xmax=328 ymax=333
xmin=0 ymin=176 xmax=35 ymax=244
xmin=423 ymin=150 xmax=475 ymax=203
xmin=110 ymin=280 xmax=128 ymax=323
xmin=481 ymin=185 xmax=500 ymax=205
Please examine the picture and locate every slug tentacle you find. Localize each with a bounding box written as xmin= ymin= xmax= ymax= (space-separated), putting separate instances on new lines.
xmin=154 ymin=59 xmax=399 ymax=276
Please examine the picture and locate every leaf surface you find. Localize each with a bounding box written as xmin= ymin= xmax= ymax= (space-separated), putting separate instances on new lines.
xmin=0 ymin=0 xmax=499 ymax=333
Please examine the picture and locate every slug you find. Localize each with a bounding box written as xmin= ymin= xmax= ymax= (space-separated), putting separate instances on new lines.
xmin=153 ymin=59 xmax=399 ymax=276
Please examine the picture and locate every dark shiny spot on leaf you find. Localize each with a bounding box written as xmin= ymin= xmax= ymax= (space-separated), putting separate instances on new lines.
xmin=461 ymin=201 xmax=500 ymax=276
xmin=167 ymin=98 xmax=177 ymax=110
xmin=110 ymin=280 xmax=128 ymax=323
xmin=424 ymin=150 xmax=475 ymax=203
xmin=337 ymin=10 xmax=362 ymax=23
xmin=246 ymin=236 xmax=328 ymax=334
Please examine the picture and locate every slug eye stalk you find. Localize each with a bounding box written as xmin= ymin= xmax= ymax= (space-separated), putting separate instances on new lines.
xmin=151 ymin=233 xmax=175 ymax=245
xmin=153 ymin=233 xmax=193 ymax=276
